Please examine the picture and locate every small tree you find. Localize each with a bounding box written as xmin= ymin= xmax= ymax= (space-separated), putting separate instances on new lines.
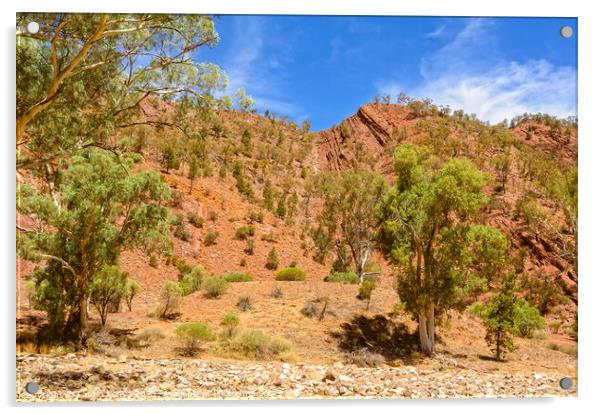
xmin=176 ymin=322 xmax=215 ymax=356
xmin=266 ymin=247 xmax=279 ymax=270
xmin=483 ymin=272 xmax=519 ymax=361
xmin=180 ymin=265 xmax=205 ymax=295
xmin=222 ymin=312 xmax=240 ymax=338
xmin=158 ymin=282 xmax=183 ymax=319
xmin=492 ymin=151 xmax=512 ymax=193
xmin=358 ymin=279 xmax=376 ymax=311
xmin=276 ymin=195 xmax=287 ymax=219
xmin=90 ymin=265 xmax=127 ymax=326
xmin=124 ymin=279 xmax=141 ymax=312
xmin=161 ymin=143 xmax=180 ymax=173
xmin=314 ymin=171 xmax=386 ymax=282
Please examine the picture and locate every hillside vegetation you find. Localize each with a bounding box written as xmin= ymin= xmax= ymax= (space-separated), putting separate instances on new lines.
xmin=16 ymin=13 xmax=577 ymax=400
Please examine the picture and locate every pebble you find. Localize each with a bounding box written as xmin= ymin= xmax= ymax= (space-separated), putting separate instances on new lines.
xmin=15 ymin=354 xmax=575 ymax=401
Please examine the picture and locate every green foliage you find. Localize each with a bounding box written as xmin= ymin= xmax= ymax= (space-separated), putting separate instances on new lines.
xmin=520 ymin=272 xmax=564 ymax=314
xmin=276 ymin=195 xmax=287 ymax=218
xmin=204 ymin=229 xmax=219 ymax=246
xmin=244 ymin=238 xmax=255 ymax=255
xmin=513 ymin=299 xmax=546 ymax=338
xmin=313 ymin=170 xmax=386 ymax=280
xmin=161 ymin=143 xmax=181 ymax=173
xmin=16 ymin=14 xmax=227 ymax=169
xmin=17 ymin=149 xmax=170 ymax=339
xmin=149 ymin=254 xmax=159 ymax=268
xmin=221 ymin=312 xmax=240 ymax=338
xmin=187 ymin=211 xmax=204 ymax=228
xmin=249 ymin=211 xmax=264 ymax=223
xmin=265 ymin=247 xmax=279 ymax=270
xmin=325 ymin=271 xmax=358 ymax=284
xmin=377 ymin=144 xmax=504 ymax=354
xmin=157 ymin=282 xmax=183 ymax=319
xmin=176 ymin=322 xmax=215 ymax=356
xmin=482 ymin=273 xmax=519 ymax=360
xmin=223 ymin=272 xmax=253 ymax=282
xmin=358 ymin=279 xmax=376 ymax=310
xmin=201 ymin=276 xmax=228 ymax=298
xmin=275 ymin=267 xmax=306 ymax=281
xmin=262 ymin=181 xmax=275 ymax=211
xmin=187 ymin=155 xmax=200 ymax=194
xmin=228 ymin=330 xmax=292 ymax=360
xmin=179 ymin=265 xmax=205 ymax=295
xmin=90 ymin=265 xmax=127 ymax=326
xmin=124 ymin=279 xmax=141 ymax=312
xmin=234 ymin=225 xmax=255 ymax=240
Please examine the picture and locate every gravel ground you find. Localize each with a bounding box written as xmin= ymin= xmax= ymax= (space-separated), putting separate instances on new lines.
xmin=16 ymin=354 xmax=576 ymax=401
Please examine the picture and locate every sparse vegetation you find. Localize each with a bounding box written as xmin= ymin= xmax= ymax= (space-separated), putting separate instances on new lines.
xmin=201 ymin=276 xmax=229 ymax=298
xmin=223 ymin=272 xmax=253 ymax=282
xmin=157 ymin=282 xmax=183 ymax=319
xmin=265 ymin=247 xmax=279 ymax=270
xmin=325 ymin=271 xmax=358 ymax=284
xmin=235 ymin=225 xmax=255 ymax=240
xmin=176 ymin=322 xmax=215 ymax=356
xmin=236 ymin=295 xmax=252 ymax=311
xmin=204 ymin=229 xmax=219 ymax=246
xmin=275 ymin=267 xmax=306 ymax=281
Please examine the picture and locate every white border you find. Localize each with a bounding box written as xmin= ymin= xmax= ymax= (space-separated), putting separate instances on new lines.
xmin=3 ymin=0 xmax=601 ymax=413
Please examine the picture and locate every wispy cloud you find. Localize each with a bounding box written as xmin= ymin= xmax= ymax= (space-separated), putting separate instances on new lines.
xmin=378 ymin=18 xmax=576 ymax=123
xmin=219 ymin=16 xmax=302 ymax=119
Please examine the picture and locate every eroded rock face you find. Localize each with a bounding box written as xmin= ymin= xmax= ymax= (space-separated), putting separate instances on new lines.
xmin=16 ymin=354 xmax=576 ymax=402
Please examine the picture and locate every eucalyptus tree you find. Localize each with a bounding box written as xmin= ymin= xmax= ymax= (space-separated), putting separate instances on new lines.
xmin=17 ymin=149 xmax=171 ymax=342
xmin=377 ymin=144 xmax=507 ymax=355
xmin=16 ymin=13 xmax=231 ymax=170
xmin=314 ymin=171 xmax=387 ymax=282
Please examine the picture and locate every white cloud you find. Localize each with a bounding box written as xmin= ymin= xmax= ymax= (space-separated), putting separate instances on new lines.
xmin=378 ymin=19 xmax=577 ymax=123
xmin=219 ymin=17 xmax=302 ymax=118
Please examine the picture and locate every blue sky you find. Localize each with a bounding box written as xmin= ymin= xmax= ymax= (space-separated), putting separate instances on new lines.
xmin=199 ymin=16 xmax=577 ymax=131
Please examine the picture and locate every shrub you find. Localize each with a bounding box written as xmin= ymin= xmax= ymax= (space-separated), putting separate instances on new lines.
xmin=466 ymin=301 xmax=486 ymax=318
xmin=223 ymin=272 xmax=253 ymax=282
xmin=270 ymin=286 xmax=283 ymax=299
xmin=222 ymin=312 xmax=240 ymax=338
xmin=202 ymin=276 xmax=228 ymax=298
xmin=209 ymin=211 xmax=218 ymax=222
xmin=157 ymin=282 xmax=183 ymax=319
xmin=172 ymin=257 xmax=192 ymax=275
xmin=325 ymin=271 xmax=358 ymax=284
xmin=90 ymin=265 xmax=127 ymax=326
xmin=513 ymin=299 xmax=546 ymax=338
xmin=261 ymin=231 xmax=277 ymax=242
xmin=249 ymin=211 xmax=264 ymax=223
xmin=149 ymin=254 xmax=159 ymax=268
xmin=230 ymin=330 xmax=292 ymax=359
xmin=244 ymin=239 xmax=255 ymax=255
xmin=124 ymin=279 xmax=141 ymax=311
xmin=134 ymin=327 xmax=165 ymax=347
xmin=275 ymin=267 xmax=306 ymax=281
xmin=358 ymin=279 xmax=376 ymax=310
xmin=239 ymin=257 xmax=247 ymax=267
xmin=176 ymin=322 xmax=215 ymax=356
xmin=235 ymin=225 xmax=255 ymax=240
xmin=174 ymin=222 xmax=192 ymax=241
xmin=169 ymin=190 xmax=184 ymax=208
xmin=204 ymin=229 xmax=219 ymax=246
xmin=180 ymin=265 xmax=205 ymax=295
xmin=265 ymin=247 xmax=279 ymax=270
xmin=187 ymin=212 xmax=204 ymax=228
xmin=236 ymin=295 xmax=252 ymax=311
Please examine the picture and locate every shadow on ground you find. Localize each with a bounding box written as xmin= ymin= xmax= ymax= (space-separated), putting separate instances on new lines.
xmin=331 ymin=313 xmax=420 ymax=364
